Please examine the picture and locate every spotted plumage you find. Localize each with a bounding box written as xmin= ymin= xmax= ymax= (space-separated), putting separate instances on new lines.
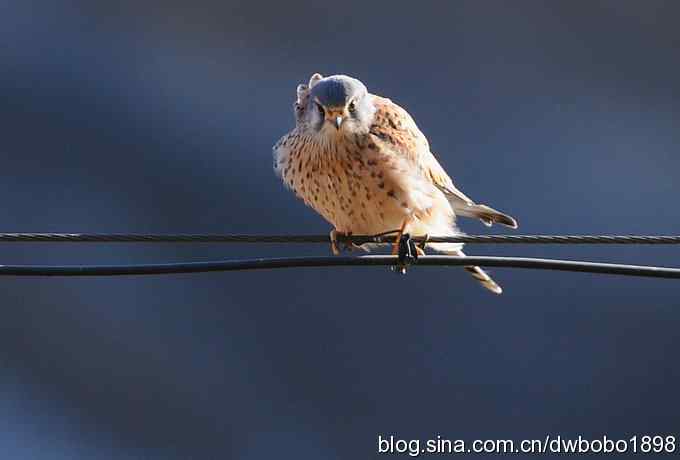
xmin=274 ymin=73 xmax=518 ymax=293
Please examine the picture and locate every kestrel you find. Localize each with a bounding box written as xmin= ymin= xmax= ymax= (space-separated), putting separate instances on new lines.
xmin=273 ymin=73 xmax=518 ymax=293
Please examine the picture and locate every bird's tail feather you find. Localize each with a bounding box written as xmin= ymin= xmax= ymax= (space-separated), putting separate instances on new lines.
xmin=463 ymin=264 xmax=503 ymax=294
xmin=430 ymin=245 xmax=503 ymax=294
xmin=454 ymin=203 xmax=518 ymax=229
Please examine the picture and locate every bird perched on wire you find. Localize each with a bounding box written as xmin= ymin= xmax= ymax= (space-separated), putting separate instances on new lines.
xmin=273 ymin=73 xmax=518 ymax=293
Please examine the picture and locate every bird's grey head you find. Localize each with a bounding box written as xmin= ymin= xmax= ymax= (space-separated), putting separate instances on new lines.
xmin=301 ymin=74 xmax=375 ymax=136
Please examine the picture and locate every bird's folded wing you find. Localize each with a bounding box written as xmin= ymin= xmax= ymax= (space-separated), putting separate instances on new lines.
xmin=369 ymin=95 xmax=473 ymax=204
xmin=369 ymin=96 xmax=517 ymax=228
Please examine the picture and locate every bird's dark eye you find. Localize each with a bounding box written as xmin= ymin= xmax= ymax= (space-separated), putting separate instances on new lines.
xmin=316 ymin=103 xmax=325 ymax=116
xmin=348 ymin=101 xmax=356 ymax=114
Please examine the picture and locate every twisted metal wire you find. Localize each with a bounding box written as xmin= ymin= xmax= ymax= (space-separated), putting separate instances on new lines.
xmin=1 ymin=255 xmax=680 ymax=278
xmin=2 ymin=232 xmax=679 ymax=278
xmin=2 ymin=233 xmax=680 ymax=245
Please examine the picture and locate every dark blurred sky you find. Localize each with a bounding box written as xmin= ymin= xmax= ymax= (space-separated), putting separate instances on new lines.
xmin=1 ymin=1 xmax=679 ymax=458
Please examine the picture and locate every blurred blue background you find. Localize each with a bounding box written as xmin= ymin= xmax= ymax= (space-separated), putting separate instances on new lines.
xmin=1 ymin=1 xmax=679 ymax=458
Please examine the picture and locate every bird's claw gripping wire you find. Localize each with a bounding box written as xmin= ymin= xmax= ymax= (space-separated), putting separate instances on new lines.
xmin=391 ymin=233 xmax=420 ymax=274
xmin=329 ymin=230 xmax=367 ymax=255
xmin=330 ymin=230 xmax=341 ymax=256
xmin=418 ymin=234 xmax=429 ymax=253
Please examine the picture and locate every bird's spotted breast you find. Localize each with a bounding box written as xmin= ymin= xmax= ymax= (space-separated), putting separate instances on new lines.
xmin=275 ymin=129 xmax=435 ymax=235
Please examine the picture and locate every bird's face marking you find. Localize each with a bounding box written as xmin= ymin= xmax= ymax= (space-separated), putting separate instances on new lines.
xmin=303 ymin=75 xmax=376 ymax=137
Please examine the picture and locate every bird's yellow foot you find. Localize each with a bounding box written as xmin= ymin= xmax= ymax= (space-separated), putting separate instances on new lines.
xmin=390 ymin=219 xmax=410 ymax=256
xmin=416 ymin=234 xmax=428 ymax=256
xmin=330 ymin=230 xmax=365 ymax=254
xmin=329 ymin=229 xmax=341 ymax=255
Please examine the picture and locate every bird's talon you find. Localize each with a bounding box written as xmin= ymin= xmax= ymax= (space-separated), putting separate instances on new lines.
xmin=329 ymin=230 xmax=341 ymax=256
xmin=351 ymin=243 xmax=370 ymax=253
xmin=418 ymin=234 xmax=429 ymax=252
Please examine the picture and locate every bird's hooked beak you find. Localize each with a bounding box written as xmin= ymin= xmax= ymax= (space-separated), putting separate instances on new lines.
xmin=325 ymin=110 xmax=345 ymax=130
